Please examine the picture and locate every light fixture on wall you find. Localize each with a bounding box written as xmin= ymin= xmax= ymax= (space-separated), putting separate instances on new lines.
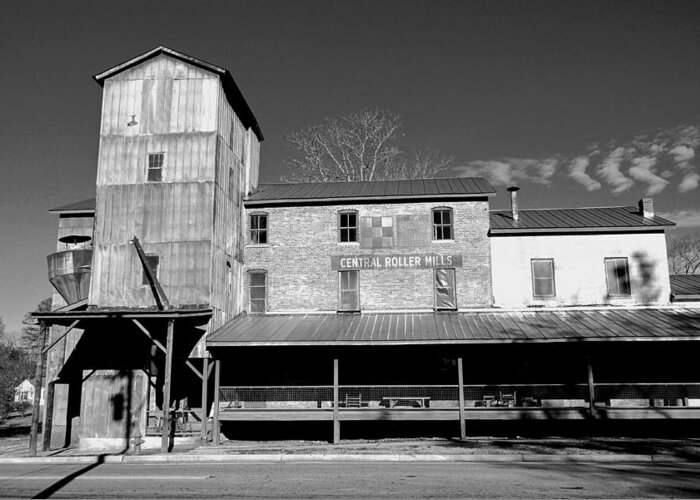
xmin=127 ymin=114 xmax=138 ymax=127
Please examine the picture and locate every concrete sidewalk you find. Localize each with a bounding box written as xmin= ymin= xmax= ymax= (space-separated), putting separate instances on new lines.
xmin=2 ymin=437 xmax=700 ymax=465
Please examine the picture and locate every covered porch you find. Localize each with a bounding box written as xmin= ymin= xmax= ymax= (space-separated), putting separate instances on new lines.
xmin=206 ymin=308 xmax=700 ymax=443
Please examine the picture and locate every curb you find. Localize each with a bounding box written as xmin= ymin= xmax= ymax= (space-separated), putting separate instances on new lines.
xmin=0 ymin=453 xmax=689 ymax=465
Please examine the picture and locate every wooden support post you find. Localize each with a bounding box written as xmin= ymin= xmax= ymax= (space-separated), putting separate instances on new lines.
xmin=333 ymin=358 xmax=340 ymax=444
xmin=161 ymin=319 xmax=174 ymax=453
xmin=42 ymin=382 xmax=55 ymax=451
xmin=457 ymin=357 xmax=466 ymax=440
xmin=586 ymin=355 xmax=597 ymax=418
xmin=29 ymin=321 xmax=48 ymax=456
xmin=201 ymin=357 xmax=209 ymax=444
xmin=213 ymin=359 xmax=221 ymax=446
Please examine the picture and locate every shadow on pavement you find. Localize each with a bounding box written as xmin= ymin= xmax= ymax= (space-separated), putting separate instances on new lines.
xmin=31 ymin=454 xmax=105 ymax=499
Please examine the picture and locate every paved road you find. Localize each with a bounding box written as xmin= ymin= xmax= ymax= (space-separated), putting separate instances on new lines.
xmin=0 ymin=461 xmax=699 ymax=498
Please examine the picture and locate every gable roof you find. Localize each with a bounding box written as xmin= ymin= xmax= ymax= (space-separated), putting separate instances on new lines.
xmin=245 ymin=178 xmax=495 ymax=206
xmin=49 ymin=198 xmax=96 ymax=214
xmin=93 ymin=46 xmax=263 ymax=141
xmin=490 ymin=206 xmax=675 ymax=234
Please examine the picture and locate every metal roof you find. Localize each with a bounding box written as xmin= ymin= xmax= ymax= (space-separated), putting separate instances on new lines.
xmin=49 ymin=198 xmax=96 ymax=214
xmin=207 ymin=308 xmax=700 ymax=347
xmin=245 ymin=178 xmax=495 ymax=205
xmin=670 ymin=275 xmax=700 ymax=300
xmin=93 ymin=46 xmax=263 ymax=141
xmin=490 ymin=206 xmax=675 ymax=234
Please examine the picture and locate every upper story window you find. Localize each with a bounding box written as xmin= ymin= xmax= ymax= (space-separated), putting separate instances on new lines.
xmin=432 ymin=208 xmax=453 ymax=240
xmin=434 ymin=268 xmax=457 ymax=310
xmin=605 ymin=257 xmax=631 ymax=297
xmin=249 ymin=213 xmax=268 ymax=244
xmin=338 ymin=270 xmax=360 ymax=312
xmin=249 ymin=270 xmax=267 ymax=313
xmin=147 ymin=153 xmax=164 ymax=182
xmin=339 ymin=210 xmax=358 ymax=243
xmin=141 ymin=255 xmax=160 ymax=285
xmin=531 ymin=259 xmax=556 ymax=298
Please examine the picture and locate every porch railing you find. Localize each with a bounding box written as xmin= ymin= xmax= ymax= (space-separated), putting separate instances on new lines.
xmin=218 ymin=383 xmax=700 ymax=410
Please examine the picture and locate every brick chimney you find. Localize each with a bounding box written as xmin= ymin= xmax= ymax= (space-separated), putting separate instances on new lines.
xmin=639 ymin=197 xmax=654 ymax=218
xmin=507 ymin=186 xmax=520 ymax=221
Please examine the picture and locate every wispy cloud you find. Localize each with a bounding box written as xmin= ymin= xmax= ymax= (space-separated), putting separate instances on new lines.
xmin=454 ymin=124 xmax=699 ymax=195
xmin=658 ymin=208 xmax=700 ymax=228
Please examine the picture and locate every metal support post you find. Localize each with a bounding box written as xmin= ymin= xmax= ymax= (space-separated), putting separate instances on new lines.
xmin=201 ymin=357 xmax=209 ymax=444
xmin=213 ymin=359 xmax=221 ymax=446
xmin=586 ymin=355 xmax=597 ymax=419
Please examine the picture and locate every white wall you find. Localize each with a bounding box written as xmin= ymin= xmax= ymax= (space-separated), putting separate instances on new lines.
xmin=490 ymin=232 xmax=672 ymax=307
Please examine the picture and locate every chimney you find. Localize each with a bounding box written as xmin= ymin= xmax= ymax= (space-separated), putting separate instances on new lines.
xmin=507 ymin=186 xmax=520 ymax=221
xmin=639 ymin=197 xmax=654 ymax=218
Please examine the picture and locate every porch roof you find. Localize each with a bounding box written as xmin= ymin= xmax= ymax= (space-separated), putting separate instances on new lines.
xmin=207 ymin=307 xmax=700 ymax=347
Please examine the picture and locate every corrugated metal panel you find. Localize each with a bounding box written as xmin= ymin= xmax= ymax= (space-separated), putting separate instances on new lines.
xmin=50 ymin=198 xmax=96 ymax=213
xmin=490 ymin=206 xmax=675 ymax=232
xmin=207 ymin=308 xmax=700 ymax=346
xmin=670 ymin=275 xmax=700 ymax=297
xmin=245 ymin=177 xmax=495 ymax=204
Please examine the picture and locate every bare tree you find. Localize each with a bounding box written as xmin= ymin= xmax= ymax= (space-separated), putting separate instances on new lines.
xmin=668 ymin=231 xmax=700 ymax=275
xmin=283 ymin=109 xmax=454 ymax=182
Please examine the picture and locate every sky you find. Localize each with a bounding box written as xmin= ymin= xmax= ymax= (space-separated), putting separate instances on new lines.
xmin=1 ymin=0 xmax=699 ymax=335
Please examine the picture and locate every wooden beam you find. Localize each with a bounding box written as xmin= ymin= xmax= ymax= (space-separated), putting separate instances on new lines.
xmin=333 ymin=358 xmax=340 ymax=444
xmin=42 ymin=320 xmax=79 ymax=354
xmin=42 ymin=382 xmax=55 ymax=452
xmin=132 ymin=319 xmax=203 ymax=380
xmin=586 ymin=355 xmax=597 ymax=419
xmin=213 ymin=359 xmax=221 ymax=446
xmin=201 ymin=357 xmax=209 ymax=444
xmin=161 ymin=319 xmax=174 ymax=453
xmin=457 ymin=357 xmax=466 ymax=440
xmin=130 ymin=235 xmax=169 ymax=310
xmin=29 ymin=321 xmax=48 ymax=456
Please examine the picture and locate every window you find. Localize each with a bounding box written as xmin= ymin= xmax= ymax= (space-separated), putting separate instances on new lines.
xmin=141 ymin=255 xmax=160 ymax=285
xmin=338 ymin=270 xmax=360 ymax=311
xmin=434 ymin=268 xmax=456 ymax=310
xmin=250 ymin=213 xmax=268 ymax=244
xmin=249 ymin=271 xmax=267 ymax=313
xmin=531 ymin=259 xmax=556 ymax=298
xmin=432 ymin=208 xmax=453 ymax=240
xmin=339 ymin=211 xmax=358 ymax=242
xmin=147 ymin=153 xmax=164 ymax=182
xmin=605 ymin=257 xmax=631 ymax=296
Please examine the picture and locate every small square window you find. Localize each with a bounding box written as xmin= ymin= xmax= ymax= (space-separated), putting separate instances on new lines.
xmin=434 ymin=268 xmax=456 ymax=310
xmin=141 ymin=255 xmax=160 ymax=285
xmin=250 ymin=213 xmax=268 ymax=244
xmin=531 ymin=259 xmax=556 ymax=298
xmin=605 ymin=257 xmax=631 ymax=296
xmin=338 ymin=270 xmax=360 ymax=311
xmin=147 ymin=153 xmax=164 ymax=182
xmin=249 ymin=271 xmax=267 ymax=313
xmin=433 ymin=208 xmax=453 ymax=240
xmin=339 ymin=211 xmax=358 ymax=242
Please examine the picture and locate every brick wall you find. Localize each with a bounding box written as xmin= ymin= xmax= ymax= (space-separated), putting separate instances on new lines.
xmin=243 ymin=200 xmax=493 ymax=312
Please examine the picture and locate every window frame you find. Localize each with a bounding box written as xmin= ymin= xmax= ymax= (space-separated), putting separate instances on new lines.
xmin=338 ymin=270 xmax=360 ymax=312
xmin=604 ymin=257 xmax=631 ymax=297
xmin=434 ymin=267 xmax=457 ymax=311
xmin=248 ymin=270 xmax=267 ymax=314
xmin=249 ymin=212 xmax=268 ymax=245
xmin=432 ymin=207 xmax=454 ymax=241
xmin=146 ymin=152 xmax=164 ymax=182
xmin=338 ymin=210 xmax=359 ymax=243
xmin=141 ymin=254 xmax=160 ymax=286
xmin=531 ymin=258 xmax=556 ymax=299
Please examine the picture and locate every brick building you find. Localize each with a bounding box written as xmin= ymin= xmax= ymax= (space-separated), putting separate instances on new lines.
xmin=34 ymin=47 xmax=700 ymax=452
